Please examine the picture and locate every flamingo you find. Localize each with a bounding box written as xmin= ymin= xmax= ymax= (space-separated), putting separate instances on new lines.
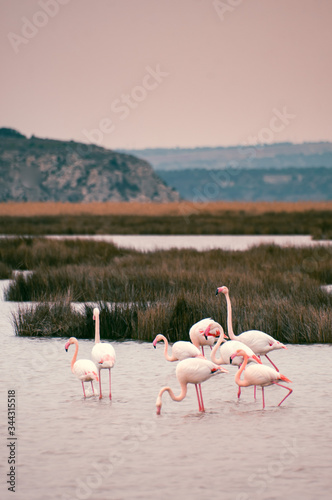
xmin=230 ymin=349 xmax=293 ymax=409
xmin=65 ymin=337 xmax=99 ymax=398
xmin=153 ymin=334 xmax=202 ymax=361
xmin=156 ymin=357 xmax=228 ymax=414
xmin=210 ymin=330 xmax=262 ymax=398
xmin=216 ymin=286 xmax=287 ymax=371
xmin=189 ymin=318 xmax=226 ymax=356
xmin=91 ymin=307 xmax=116 ymax=400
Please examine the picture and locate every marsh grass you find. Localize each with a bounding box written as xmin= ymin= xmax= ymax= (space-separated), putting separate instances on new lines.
xmin=4 ymin=239 xmax=332 ymax=343
xmin=0 ymin=211 xmax=331 ymax=237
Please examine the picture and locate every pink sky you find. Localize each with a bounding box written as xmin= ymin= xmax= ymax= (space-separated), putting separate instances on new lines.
xmin=1 ymin=0 xmax=332 ymax=149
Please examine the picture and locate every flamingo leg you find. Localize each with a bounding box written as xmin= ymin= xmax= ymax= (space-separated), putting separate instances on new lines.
xmin=195 ymin=384 xmax=201 ymax=411
xmin=198 ymin=383 xmax=204 ymax=412
xmin=201 ymin=347 xmax=205 ymax=356
xmin=262 ymin=387 xmax=265 ymax=409
xmin=265 ymin=354 xmax=279 ymax=372
xmin=195 ymin=384 xmax=204 ymax=411
xmin=254 ymin=385 xmax=257 ymax=400
xmin=274 ymin=383 xmax=293 ymax=406
xmin=81 ymin=382 xmax=86 ymax=398
xmin=91 ymin=381 xmax=95 ymax=394
xmin=109 ymin=368 xmax=112 ymax=400
xmin=99 ymin=370 xmax=103 ymax=399
xmin=237 ymin=366 xmax=241 ymax=398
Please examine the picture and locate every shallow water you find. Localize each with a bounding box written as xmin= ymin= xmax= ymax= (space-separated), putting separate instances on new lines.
xmin=46 ymin=234 xmax=332 ymax=252
xmin=1 ymin=280 xmax=332 ymax=500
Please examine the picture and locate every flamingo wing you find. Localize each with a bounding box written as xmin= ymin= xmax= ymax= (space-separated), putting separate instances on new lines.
xmin=92 ymin=343 xmax=116 ymax=368
xmin=243 ymin=364 xmax=280 ymax=387
xmin=172 ymin=341 xmax=201 ymax=360
xmin=73 ymin=360 xmax=99 ymax=382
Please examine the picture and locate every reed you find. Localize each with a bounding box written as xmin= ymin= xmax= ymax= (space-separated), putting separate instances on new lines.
xmin=5 ymin=239 xmax=332 ymax=343
xmin=0 ymin=210 xmax=331 ymax=237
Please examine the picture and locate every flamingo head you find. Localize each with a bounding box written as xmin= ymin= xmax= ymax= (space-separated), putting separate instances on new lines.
xmin=212 ymin=366 xmax=229 ymax=374
xmin=230 ymin=349 xmax=248 ymax=363
xmin=215 ymin=286 xmax=229 ymax=296
xmin=93 ymin=307 xmax=100 ymax=321
xmin=152 ymin=334 xmax=165 ymax=348
xmin=65 ymin=337 xmax=77 ymax=352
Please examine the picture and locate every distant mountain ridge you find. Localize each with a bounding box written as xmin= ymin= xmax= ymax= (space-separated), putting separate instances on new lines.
xmin=119 ymin=142 xmax=332 ymax=171
xmin=119 ymin=142 xmax=332 ymax=201
xmin=0 ymin=129 xmax=179 ymax=202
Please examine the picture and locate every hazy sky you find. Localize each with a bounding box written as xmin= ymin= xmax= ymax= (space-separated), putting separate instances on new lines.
xmin=1 ymin=0 xmax=332 ymax=149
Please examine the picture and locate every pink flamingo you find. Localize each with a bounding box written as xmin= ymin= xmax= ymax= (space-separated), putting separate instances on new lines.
xmin=216 ymin=286 xmax=287 ymax=371
xmin=156 ymin=357 xmax=228 ymax=414
xmin=230 ymin=349 xmax=293 ymax=409
xmin=189 ymin=317 xmax=227 ymax=356
xmin=210 ymin=329 xmax=262 ymax=398
xmin=153 ymin=334 xmax=202 ymax=361
xmin=91 ymin=307 xmax=116 ymax=400
xmin=65 ymin=337 xmax=99 ymax=398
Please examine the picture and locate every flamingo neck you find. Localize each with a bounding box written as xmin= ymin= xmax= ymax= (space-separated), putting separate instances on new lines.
xmin=160 ymin=336 xmax=175 ymax=362
xmin=234 ymin=353 xmax=249 ymax=387
xmin=225 ymin=292 xmax=237 ymax=340
xmin=159 ymin=383 xmax=188 ymax=404
xmin=94 ymin=316 xmax=100 ymax=343
xmin=71 ymin=341 xmax=79 ymax=373
xmin=210 ymin=335 xmax=225 ymax=364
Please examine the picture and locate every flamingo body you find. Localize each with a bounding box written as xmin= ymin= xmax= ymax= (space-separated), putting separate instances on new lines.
xmin=216 ymin=286 xmax=286 ymax=370
xmin=153 ymin=334 xmax=201 ymax=361
xmin=231 ymin=349 xmax=292 ymax=408
xmin=92 ymin=307 xmax=116 ymax=399
xmin=65 ymin=337 xmax=98 ymax=398
xmin=91 ymin=342 xmax=116 ymax=369
xmin=189 ymin=317 xmax=225 ymax=355
xmin=213 ymin=339 xmax=262 ymax=366
xmin=156 ymin=357 xmax=228 ymax=414
xmin=231 ymin=329 xmax=286 ymax=356
xmin=72 ymin=359 xmax=99 ymax=382
xmin=239 ymin=363 xmax=290 ymax=387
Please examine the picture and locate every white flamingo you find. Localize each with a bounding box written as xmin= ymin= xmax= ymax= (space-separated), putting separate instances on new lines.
xmin=65 ymin=337 xmax=99 ymax=398
xmin=91 ymin=307 xmax=116 ymax=400
xmin=230 ymin=349 xmax=293 ymax=409
xmin=153 ymin=334 xmax=202 ymax=361
xmin=216 ymin=286 xmax=286 ymax=371
xmin=156 ymin=357 xmax=228 ymax=414
xmin=189 ymin=317 xmax=226 ymax=356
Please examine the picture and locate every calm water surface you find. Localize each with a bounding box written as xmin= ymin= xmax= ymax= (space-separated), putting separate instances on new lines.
xmin=47 ymin=234 xmax=332 ymax=252
xmin=1 ymin=280 xmax=332 ymax=500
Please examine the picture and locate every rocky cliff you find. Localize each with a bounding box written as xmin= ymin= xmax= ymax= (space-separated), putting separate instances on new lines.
xmin=0 ymin=129 xmax=179 ymax=202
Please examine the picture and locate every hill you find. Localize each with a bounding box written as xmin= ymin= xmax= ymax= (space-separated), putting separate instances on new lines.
xmin=119 ymin=142 xmax=332 ymax=201
xmin=120 ymin=142 xmax=332 ymax=171
xmin=0 ymin=129 xmax=179 ymax=203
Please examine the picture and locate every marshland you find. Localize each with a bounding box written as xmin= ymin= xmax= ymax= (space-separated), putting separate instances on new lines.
xmin=0 ymin=235 xmax=331 ymax=343
xmin=1 ymin=203 xmax=332 ymax=500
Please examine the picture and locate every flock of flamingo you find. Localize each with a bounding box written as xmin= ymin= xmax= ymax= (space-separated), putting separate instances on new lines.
xmin=65 ymin=286 xmax=293 ymax=413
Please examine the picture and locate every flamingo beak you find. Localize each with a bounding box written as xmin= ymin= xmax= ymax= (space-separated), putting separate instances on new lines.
xmin=215 ymin=288 xmax=219 ymax=295
xmin=252 ymin=355 xmax=262 ymax=364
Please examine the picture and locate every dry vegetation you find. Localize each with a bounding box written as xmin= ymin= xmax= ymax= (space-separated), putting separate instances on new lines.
xmin=2 ymin=238 xmax=331 ymax=343
xmin=1 ymin=201 xmax=332 ymax=216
